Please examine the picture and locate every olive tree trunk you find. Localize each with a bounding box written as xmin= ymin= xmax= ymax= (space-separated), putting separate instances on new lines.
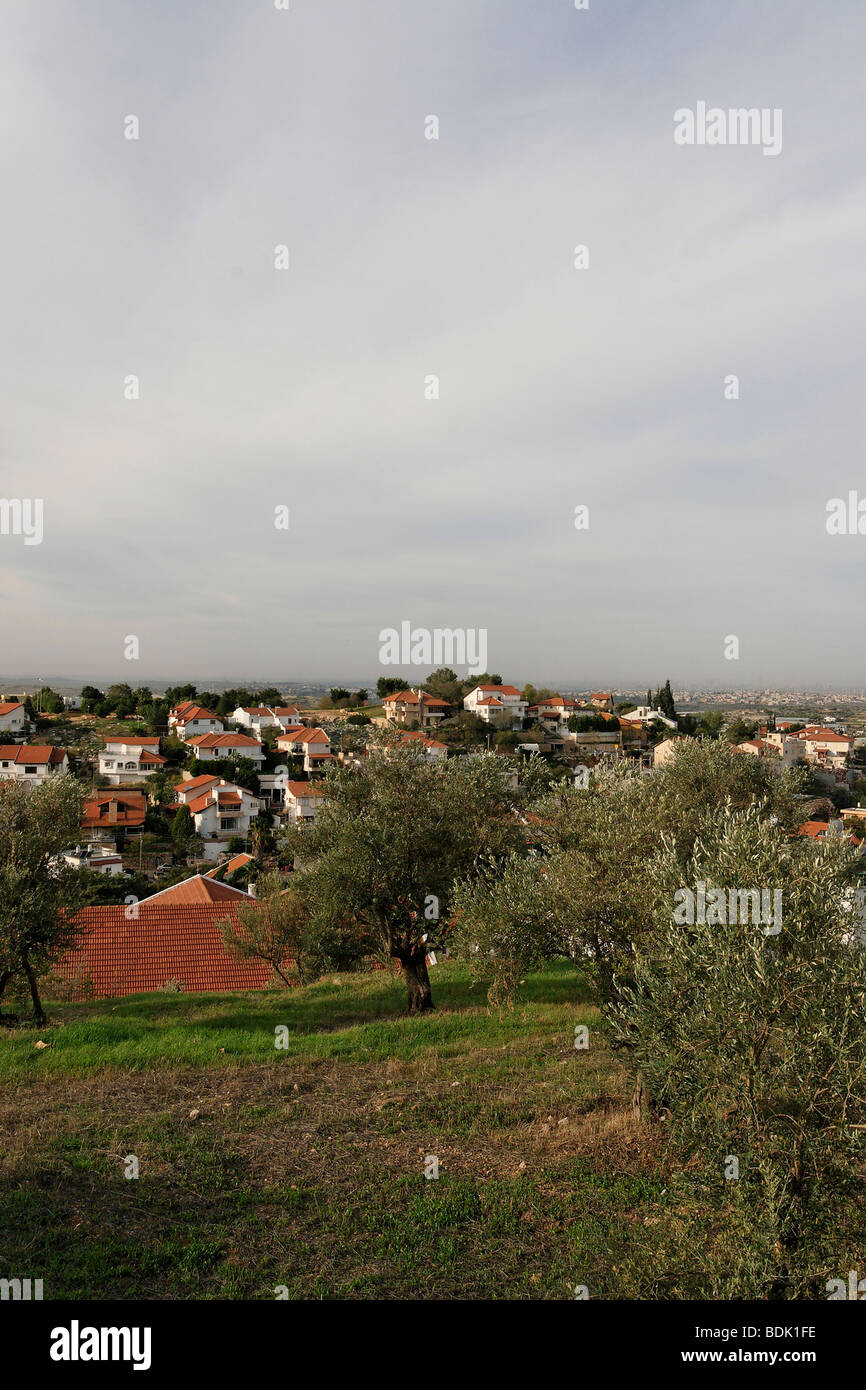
xmin=400 ymin=947 xmax=434 ymax=1013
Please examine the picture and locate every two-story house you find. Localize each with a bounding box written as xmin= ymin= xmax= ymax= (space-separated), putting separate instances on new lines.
xmin=81 ymin=790 xmax=147 ymax=845
xmin=0 ymin=744 xmax=69 ymax=783
xmin=99 ymin=737 xmax=167 ymax=785
xmin=284 ymin=780 xmax=325 ymax=824
xmin=173 ymin=775 xmax=261 ymax=861
xmin=169 ymin=705 xmax=225 ymax=740
xmin=382 ymin=689 xmax=449 ymax=729
xmin=275 ymin=726 xmax=334 ymax=774
xmin=231 ymin=706 xmax=281 ymax=733
xmin=463 ymin=684 xmax=527 ymax=729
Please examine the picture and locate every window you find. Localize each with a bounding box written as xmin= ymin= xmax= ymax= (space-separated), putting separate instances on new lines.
xmin=25 ymin=766 xmax=37 ymax=774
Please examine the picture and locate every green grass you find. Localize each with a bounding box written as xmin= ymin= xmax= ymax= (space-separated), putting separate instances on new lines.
xmin=0 ymin=962 xmax=593 ymax=1077
xmin=0 ymin=960 xmax=744 ymax=1300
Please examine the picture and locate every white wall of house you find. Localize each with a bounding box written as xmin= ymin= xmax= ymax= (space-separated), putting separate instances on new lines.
xmin=177 ymin=717 xmax=224 ymax=740
xmin=0 ymin=750 xmax=69 ymax=782
xmin=189 ymin=740 xmax=265 ymax=763
xmin=191 ymin=787 xmax=260 ymax=845
xmin=0 ymin=704 xmax=28 ymax=736
xmin=99 ymin=742 xmax=163 ymax=784
xmin=232 ymin=707 xmax=279 ymax=731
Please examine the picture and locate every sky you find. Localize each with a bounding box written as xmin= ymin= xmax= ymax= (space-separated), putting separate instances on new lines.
xmin=1 ymin=0 xmax=865 ymax=690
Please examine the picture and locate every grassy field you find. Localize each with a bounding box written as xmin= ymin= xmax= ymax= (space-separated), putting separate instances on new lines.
xmin=0 ymin=961 xmax=765 ymax=1300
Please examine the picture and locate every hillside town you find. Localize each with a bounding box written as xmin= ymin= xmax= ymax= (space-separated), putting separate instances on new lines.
xmin=3 ymin=675 xmax=866 ymax=1005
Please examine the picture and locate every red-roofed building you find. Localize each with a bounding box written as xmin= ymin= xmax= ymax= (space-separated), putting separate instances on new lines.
xmin=185 ymin=732 xmax=265 ymax=763
xmin=271 ymin=706 xmax=301 ymax=730
xmin=798 ymin=820 xmax=830 ymax=839
xmin=0 ymin=744 xmax=69 ymax=783
xmin=232 ymin=705 xmax=281 ymax=733
xmin=168 ymin=705 xmax=225 ymax=740
xmin=144 ymin=874 xmax=252 ymax=905
xmin=0 ymin=700 xmax=28 ymax=738
xmin=382 ymin=689 xmax=449 ymax=729
xmin=204 ymin=852 xmax=255 ymax=879
xmin=463 ymin=684 xmax=527 ymax=728
xmin=54 ymin=880 xmax=291 ymax=1000
xmin=99 ymin=737 xmax=167 ymax=785
xmin=172 ymin=777 xmax=260 ymax=860
xmin=398 ymin=731 xmax=447 ymax=761
xmin=276 ymin=726 xmax=333 ymax=773
xmin=284 ymin=780 xmax=325 ymax=824
xmin=81 ymin=791 xmax=147 ymax=843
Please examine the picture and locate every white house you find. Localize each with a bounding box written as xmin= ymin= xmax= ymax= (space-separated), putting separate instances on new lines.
xmin=184 ymin=732 xmax=265 ymax=764
xmin=276 ymin=726 xmax=334 ymax=774
xmin=284 ymin=780 xmax=325 ymax=824
xmin=618 ymin=705 xmax=677 ymax=732
xmin=270 ymin=706 xmax=302 ymax=731
xmin=790 ymin=725 xmax=853 ymax=771
xmin=463 ymin=684 xmax=527 ymax=728
xmin=169 ymin=704 xmax=225 ymax=740
xmin=0 ymin=701 xmax=28 ymax=738
xmin=173 ymin=775 xmax=261 ymax=861
xmin=99 ymin=738 xmax=167 ymax=785
xmin=0 ymin=744 xmax=69 ymax=783
xmin=529 ymin=696 xmax=577 ymax=723
xmin=231 ymin=706 xmax=281 ymax=733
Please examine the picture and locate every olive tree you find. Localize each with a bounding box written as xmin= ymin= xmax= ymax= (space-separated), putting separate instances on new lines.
xmin=0 ymin=775 xmax=87 ymax=1024
xmin=290 ymin=746 xmax=522 ymax=1011
xmin=609 ymin=809 xmax=866 ymax=1296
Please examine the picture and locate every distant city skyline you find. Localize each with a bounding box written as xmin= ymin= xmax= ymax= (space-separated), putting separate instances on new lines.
xmin=3 ymin=672 xmax=866 ymax=704
xmin=2 ymin=1 xmax=865 ymax=682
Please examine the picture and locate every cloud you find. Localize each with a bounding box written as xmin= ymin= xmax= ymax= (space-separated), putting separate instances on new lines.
xmin=1 ymin=0 xmax=864 ymax=686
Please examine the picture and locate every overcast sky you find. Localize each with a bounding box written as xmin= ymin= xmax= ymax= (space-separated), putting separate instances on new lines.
xmin=1 ymin=0 xmax=864 ymax=691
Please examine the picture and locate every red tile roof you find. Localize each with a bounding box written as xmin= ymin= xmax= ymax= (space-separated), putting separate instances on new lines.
xmin=174 ymin=774 xmax=220 ymax=795
xmin=382 ymin=690 xmax=448 ymax=707
xmin=204 ymin=853 xmax=254 ymax=878
xmin=81 ymin=792 xmax=147 ymax=829
xmin=0 ymin=701 xmax=24 ymax=716
xmin=400 ymin=732 xmax=447 ymax=750
xmin=145 ymin=874 xmax=251 ymax=905
xmin=174 ymin=705 xmax=220 ymax=725
xmin=170 ymin=702 xmax=200 ymax=718
xmin=286 ymin=781 xmax=324 ymax=798
xmin=475 ymin=684 xmax=523 ymax=697
xmin=0 ymin=744 xmax=67 ymax=765
xmin=277 ymin=727 xmax=330 ymax=746
xmin=798 ymin=820 xmax=830 ymax=838
xmin=58 ymin=901 xmax=287 ymax=999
